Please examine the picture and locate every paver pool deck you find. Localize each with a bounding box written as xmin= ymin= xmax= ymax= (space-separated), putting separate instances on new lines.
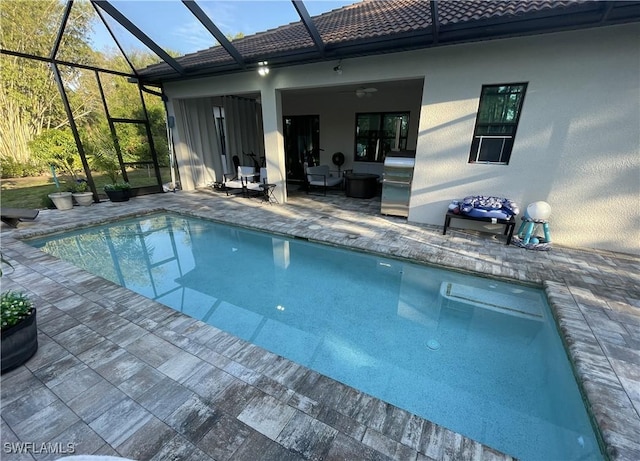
xmin=1 ymin=189 xmax=638 ymax=461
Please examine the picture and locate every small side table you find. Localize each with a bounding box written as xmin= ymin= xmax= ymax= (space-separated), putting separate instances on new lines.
xmin=259 ymin=183 xmax=278 ymax=204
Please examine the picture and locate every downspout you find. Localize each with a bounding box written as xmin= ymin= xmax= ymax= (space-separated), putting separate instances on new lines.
xmin=166 ymin=114 xmax=177 ymax=190
xmin=161 ymin=85 xmax=178 ymax=190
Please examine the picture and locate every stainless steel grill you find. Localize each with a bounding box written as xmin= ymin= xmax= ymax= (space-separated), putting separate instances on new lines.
xmin=381 ymin=156 xmax=415 ymax=217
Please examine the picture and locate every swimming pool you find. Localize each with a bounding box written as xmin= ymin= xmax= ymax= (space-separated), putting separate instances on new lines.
xmin=29 ymin=212 xmax=602 ymax=461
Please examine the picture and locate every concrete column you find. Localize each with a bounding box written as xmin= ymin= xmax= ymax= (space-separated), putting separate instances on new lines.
xmin=408 ymin=80 xmax=431 ymax=221
xmin=260 ymin=87 xmax=287 ymax=203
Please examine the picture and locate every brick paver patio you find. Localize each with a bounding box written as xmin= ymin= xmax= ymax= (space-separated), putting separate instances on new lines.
xmin=1 ymin=188 xmax=638 ymax=460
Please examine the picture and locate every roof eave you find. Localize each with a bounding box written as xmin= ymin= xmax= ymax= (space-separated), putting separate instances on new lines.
xmin=138 ymin=3 xmax=640 ymax=85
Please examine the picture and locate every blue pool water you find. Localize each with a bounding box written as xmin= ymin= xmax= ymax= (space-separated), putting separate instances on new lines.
xmin=29 ymin=213 xmax=602 ymax=461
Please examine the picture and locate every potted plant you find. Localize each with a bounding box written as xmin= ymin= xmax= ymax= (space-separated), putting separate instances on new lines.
xmin=47 ymin=165 xmax=73 ymax=210
xmin=48 ymin=190 xmax=73 ymax=210
xmin=1 ymin=256 xmax=37 ymax=373
xmin=104 ymin=182 xmax=131 ymax=202
xmin=1 ymin=292 xmax=37 ymax=373
xmin=71 ymin=180 xmax=94 ymax=206
xmin=90 ymin=149 xmax=132 ymax=202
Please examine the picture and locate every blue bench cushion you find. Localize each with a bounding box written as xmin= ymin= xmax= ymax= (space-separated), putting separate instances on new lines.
xmin=454 ymin=195 xmax=519 ymax=220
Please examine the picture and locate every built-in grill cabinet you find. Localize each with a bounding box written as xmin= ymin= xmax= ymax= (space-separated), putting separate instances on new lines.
xmin=381 ymin=156 xmax=415 ymax=217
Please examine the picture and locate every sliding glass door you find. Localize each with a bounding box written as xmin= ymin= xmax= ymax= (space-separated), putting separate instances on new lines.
xmin=283 ymin=115 xmax=320 ymax=181
xmin=355 ymin=112 xmax=409 ymax=162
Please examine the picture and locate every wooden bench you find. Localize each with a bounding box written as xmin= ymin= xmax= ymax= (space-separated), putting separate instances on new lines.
xmin=443 ymin=210 xmax=516 ymax=245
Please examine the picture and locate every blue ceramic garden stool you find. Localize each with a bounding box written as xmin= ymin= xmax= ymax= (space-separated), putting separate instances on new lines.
xmin=517 ymin=217 xmax=551 ymax=245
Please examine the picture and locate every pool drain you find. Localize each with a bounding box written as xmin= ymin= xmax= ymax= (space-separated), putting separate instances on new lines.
xmin=426 ymin=339 xmax=441 ymax=350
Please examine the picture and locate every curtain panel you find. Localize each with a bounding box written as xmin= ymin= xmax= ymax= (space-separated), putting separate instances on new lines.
xmin=222 ymin=96 xmax=264 ymax=170
xmin=173 ymin=98 xmax=223 ymax=190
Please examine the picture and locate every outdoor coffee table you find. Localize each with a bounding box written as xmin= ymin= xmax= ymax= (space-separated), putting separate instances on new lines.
xmin=344 ymin=173 xmax=379 ymax=198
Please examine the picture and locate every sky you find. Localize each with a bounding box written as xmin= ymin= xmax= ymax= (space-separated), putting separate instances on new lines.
xmin=90 ymin=0 xmax=359 ymax=56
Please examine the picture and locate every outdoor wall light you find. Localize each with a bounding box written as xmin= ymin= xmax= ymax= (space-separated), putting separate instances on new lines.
xmin=257 ymin=61 xmax=269 ymax=76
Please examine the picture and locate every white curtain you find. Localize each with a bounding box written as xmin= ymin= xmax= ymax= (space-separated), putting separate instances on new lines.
xmin=173 ymin=98 xmax=224 ymax=190
xmin=223 ymin=96 xmax=264 ymax=170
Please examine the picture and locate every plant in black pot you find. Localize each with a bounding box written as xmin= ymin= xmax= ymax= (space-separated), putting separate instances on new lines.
xmin=1 ymin=291 xmax=38 ymax=373
xmin=104 ymin=182 xmax=131 ymax=202
xmin=90 ymin=149 xmax=131 ymax=202
xmin=1 ymin=255 xmax=38 ymax=373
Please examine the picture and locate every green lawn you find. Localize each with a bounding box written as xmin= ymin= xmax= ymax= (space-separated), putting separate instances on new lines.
xmin=1 ymin=168 xmax=172 ymax=209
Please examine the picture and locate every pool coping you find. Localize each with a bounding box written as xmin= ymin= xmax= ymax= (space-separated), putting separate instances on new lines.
xmin=1 ymin=190 xmax=638 ymax=460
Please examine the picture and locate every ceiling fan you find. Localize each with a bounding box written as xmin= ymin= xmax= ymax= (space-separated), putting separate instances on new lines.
xmin=355 ymin=87 xmax=377 ymax=98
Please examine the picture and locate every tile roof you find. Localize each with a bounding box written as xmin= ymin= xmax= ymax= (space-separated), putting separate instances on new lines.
xmin=314 ymin=0 xmax=432 ymax=44
xmin=436 ymin=0 xmax=574 ymax=25
xmin=139 ymin=0 xmax=640 ymax=81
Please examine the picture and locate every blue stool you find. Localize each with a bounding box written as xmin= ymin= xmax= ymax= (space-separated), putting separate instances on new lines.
xmin=517 ymin=217 xmax=551 ymax=244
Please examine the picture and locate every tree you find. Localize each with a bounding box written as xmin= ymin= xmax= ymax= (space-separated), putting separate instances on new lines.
xmin=1 ymin=1 xmax=170 ymax=179
xmin=78 ymin=49 xmax=171 ymax=172
xmin=226 ymin=32 xmax=245 ymax=41
xmin=28 ymin=128 xmax=80 ymax=178
xmin=1 ymin=0 xmax=95 ymax=128
xmin=0 ymin=0 xmax=94 ymax=175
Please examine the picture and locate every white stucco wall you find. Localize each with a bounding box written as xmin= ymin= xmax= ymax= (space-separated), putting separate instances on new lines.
xmin=163 ymin=23 xmax=639 ymax=255
xmin=411 ymin=24 xmax=640 ymax=255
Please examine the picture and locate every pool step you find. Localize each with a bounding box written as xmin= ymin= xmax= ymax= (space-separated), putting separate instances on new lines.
xmin=440 ymin=282 xmax=544 ymax=321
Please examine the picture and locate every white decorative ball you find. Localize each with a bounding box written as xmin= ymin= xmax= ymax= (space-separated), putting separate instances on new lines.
xmin=526 ymin=201 xmax=551 ymax=221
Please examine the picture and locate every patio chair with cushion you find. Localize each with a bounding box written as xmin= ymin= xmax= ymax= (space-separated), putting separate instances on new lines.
xmin=223 ymin=166 xmax=257 ymax=196
xmin=244 ymin=167 xmax=268 ymax=196
xmin=306 ymin=164 xmax=343 ymax=195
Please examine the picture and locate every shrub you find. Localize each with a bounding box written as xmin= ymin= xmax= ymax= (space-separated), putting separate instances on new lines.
xmin=91 ymin=150 xmax=122 ymax=184
xmin=104 ymin=182 xmax=131 ymax=191
xmin=0 ymin=157 xmax=23 ymax=178
xmin=29 ymin=129 xmax=81 ymax=178
xmin=0 ymin=156 xmax=42 ymax=178
xmin=1 ymin=291 xmax=33 ymax=331
xmin=70 ymin=180 xmax=89 ymax=193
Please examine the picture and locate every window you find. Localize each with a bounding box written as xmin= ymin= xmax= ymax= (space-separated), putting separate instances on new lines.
xmin=469 ymin=83 xmax=527 ymax=164
xmin=355 ymin=112 xmax=409 ymax=162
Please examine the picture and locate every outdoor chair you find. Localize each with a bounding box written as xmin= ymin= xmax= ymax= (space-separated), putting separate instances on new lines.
xmin=1 ymin=208 xmax=39 ymax=228
xmin=306 ymin=165 xmax=343 ymax=195
xmin=232 ymin=155 xmax=241 ymax=175
xmin=223 ymin=166 xmax=258 ymax=196
xmin=244 ymin=167 xmax=268 ymax=196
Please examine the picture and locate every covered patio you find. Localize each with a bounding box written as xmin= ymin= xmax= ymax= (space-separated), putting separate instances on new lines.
xmin=1 ymin=190 xmax=638 ymax=460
